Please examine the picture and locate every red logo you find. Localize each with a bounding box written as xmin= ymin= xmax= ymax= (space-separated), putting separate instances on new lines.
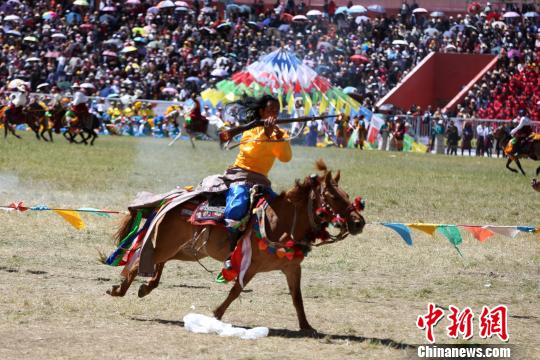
xmin=416 ymin=303 xmax=445 ymax=343
xmin=446 ymin=305 xmax=474 ymax=340
xmin=417 ymin=304 xmax=509 ymax=343
xmin=479 ymin=305 xmax=509 ymax=342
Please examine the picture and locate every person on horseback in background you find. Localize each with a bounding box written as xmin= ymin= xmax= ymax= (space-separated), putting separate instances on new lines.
xmin=509 ymin=109 xmax=533 ymax=156
xmin=6 ymin=83 xmax=29 ymax=123
xmin=223 ymin=94 xmax=292 ymax=270
xmin=69 ymin=83 xmax=91 ymax=125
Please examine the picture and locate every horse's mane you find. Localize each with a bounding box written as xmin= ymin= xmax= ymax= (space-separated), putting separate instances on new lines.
xmin=282 ymin=159 xmax=329 ymax=203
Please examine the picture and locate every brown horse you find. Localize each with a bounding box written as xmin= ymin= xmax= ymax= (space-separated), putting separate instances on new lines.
xmin=493 ymin=126 xmax=540 ymax=176
xmin=106 ymin=161 xmax=366 ymax=331
xmin=2 ymin=102 xmax=49 ymax=140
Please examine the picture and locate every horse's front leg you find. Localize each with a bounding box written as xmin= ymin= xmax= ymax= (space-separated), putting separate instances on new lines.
xmin=283 ymin=264 xmax=315 ymax=332
xmin=138 ymin=262 xmax=165 ymax=298
xmin=515 ymin=158 xmax=526 ymax=176
xmin=107 ymin=260 xmax=140 ymax=297
xmin=536 ymin=166 xmax=539 ymax=177
xmin=213 ymin=268 xmax=256 ymax=320
xmin=506 ymin=158 xmax=518 ymax=173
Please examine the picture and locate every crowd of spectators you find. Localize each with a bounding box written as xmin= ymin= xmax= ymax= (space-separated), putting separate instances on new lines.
xmin=0 ymin=0 xmax=538 ymax=121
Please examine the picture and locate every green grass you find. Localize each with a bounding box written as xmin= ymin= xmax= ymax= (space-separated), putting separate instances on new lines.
xmin=0 ymin=133 xmax=538 ymax=359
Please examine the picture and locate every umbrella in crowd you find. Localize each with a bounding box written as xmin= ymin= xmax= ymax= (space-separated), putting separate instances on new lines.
xmin=349 ymin=5 xmax=367 ymax=15
xmin=306 ymin=10 xmax=322 ymax=17
xmin=412 ymin=8 xmax=428 ymax=14
xmin=367 ymin=5 xmax=385 ymax=14
xmin=430 ymin=11 xmax=445 ymax=17
xmin=503 ymin=11 xmax=520 ymax=18
xmin=4 ymin=15 xmax=21 ymax=22
xmin=335 ymin=6 xmax=349 ymax=16
xmin=157 ymin=0 xmax=175 ymax=9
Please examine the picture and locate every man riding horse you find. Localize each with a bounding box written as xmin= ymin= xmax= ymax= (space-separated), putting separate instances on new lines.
xmin=508 ymin=109 xmax=534 ymax=158
xmin=5 ymin=83 xmax=30 ymax=125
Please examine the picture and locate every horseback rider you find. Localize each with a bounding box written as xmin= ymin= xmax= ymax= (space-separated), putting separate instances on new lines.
xmin=509 ymin=109 xmax=533 ymax=156
xmin=223 ymin=95 xmax=292 ymax=269
xmin=6 ymin=83 xmax=30 ymax=123
xmin=70 ymin=83 xmax=91 ymax=126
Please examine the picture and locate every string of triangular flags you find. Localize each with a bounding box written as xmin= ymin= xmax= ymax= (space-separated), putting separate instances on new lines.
xmin=1 ymin=202 xmax=537 ymax=255
xmin=0 ymin=202 xmax=124 ymax=230
xmin=379 ymin=222 xmax=538 ymax=256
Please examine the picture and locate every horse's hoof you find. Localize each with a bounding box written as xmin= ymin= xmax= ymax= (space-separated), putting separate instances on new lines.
xmin=299 ymin=327 xmax=318 ymax=337
xmin=213 ymin=309 xmax=224 ymax=320
xmin=138 ymin=284 xmax=150 ymax=298
xmin=106 ymin=285 xmax=122 ymax=297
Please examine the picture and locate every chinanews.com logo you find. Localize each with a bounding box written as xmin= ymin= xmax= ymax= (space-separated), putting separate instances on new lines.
xmin=414 ymin=303 xmax=512 ymax=359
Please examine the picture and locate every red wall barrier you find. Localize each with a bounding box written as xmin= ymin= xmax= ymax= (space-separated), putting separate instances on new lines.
xmin=377 ymin=53 xmax=497 ymax=112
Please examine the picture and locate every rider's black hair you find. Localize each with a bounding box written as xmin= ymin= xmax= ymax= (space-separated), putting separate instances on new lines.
xmin=233 ymin=94 xmax=279 ymax=123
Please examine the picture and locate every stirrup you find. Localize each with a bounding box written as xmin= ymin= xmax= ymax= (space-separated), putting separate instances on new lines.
xmin=224 ymin=259 xmax=232 ymax=270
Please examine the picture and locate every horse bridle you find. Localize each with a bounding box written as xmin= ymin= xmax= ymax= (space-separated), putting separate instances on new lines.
xmin=307 ymin=174 xmax=364 ymax=245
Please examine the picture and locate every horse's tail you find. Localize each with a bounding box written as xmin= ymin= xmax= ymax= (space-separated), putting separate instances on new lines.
xmin=115 ymin=212 xmax=138 ymax=246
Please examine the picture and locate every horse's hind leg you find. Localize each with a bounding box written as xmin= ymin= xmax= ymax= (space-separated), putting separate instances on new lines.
xmin=213 ymin=268 xmax=256 ymax=320
xmin=515 ymin=159 xmax=526 ymax=176
xmin=107 ymin=261 xmax=139 ymax=297
xmin=90 ymin=130 xmax=98 ymax=146
xmin=506 ymin=159 xmax=518 ymax=173
xmin=138 ymin=262 xmax=165 ymax=298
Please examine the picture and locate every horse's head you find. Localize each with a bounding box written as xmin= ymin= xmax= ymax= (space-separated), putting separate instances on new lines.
xmin=493 ymin=125 xmax=511 ymax=145
xmin=307 ymin=160 xmax=366 ymax=237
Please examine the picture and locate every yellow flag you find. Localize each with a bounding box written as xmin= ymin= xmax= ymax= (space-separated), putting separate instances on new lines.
xmin=336 ymin=97 xmax=344 ymax=113
xmin=319 ymin=96 xmax=328 ymax=114
xmin=287 ymin=93 xmax=295 ymax=114
xmin=54 ymin=210 xmax=85 ymax=230
xmin=407 ymin=223 xmax=437 ymax=236
xmin=277 ymin=92 xmax=283 ymax=112
xmin=411 ymin=141 xmax=428 ymax=153
xmin=344 ymin=103 xmax=351 ymax=117
xmin=303 ymin=93 xmax=312 ymax=116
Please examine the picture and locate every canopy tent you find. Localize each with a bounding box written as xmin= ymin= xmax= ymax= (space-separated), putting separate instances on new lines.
xmin=201 ymin=49 xmax=360 ymax=115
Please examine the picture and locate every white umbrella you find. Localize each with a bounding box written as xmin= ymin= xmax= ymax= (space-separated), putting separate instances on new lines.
xmin=23 ymin=36 xmax=38 ymax=42
xmin=524 ymin=12 xmax=538 ymax=18
xmin=355 ymin=15 xmax=370 ymax=24
xmin=502 ymin=11 xmax=520 ymax=18
xmin=157 ymin=0 xmax=175 ymax=9
xmin=430 ymin=11 xmax=445 ymax=17
xmin=413 ymin=8 xmax=428 ymax=14
xmin=367 ymin=5 xmax=385 ymax=14
xmin=80 ymin=83 xmax=95 ymax=89
xmin=25 ymin=57 xmax=41 ymax=62
xmin=73 ymin=0 xmax=89 ymax=6
xmin=8 ymin=79 xmax=28 ymax=89
xmin=174 ymin=0 xmax=189 ymax=7
xmin=6 ymin=30 xmax=21 ymax=36
xmin=211 ymin=68 xmax=228 ymax=77
xmin=51 ymin=33 xmax=67 ymax=39
xmin=306 ymin=9 xmax=322 ymax=17
xmin=4 ymin=15 xmax=21 ymax=22
xmin=349 ymin=5 xmax=367 ymax=14
xmin=292 ymin=15 xmax=308 ymax=22
xmin=392 ymin=39 xmax=408 ymax=46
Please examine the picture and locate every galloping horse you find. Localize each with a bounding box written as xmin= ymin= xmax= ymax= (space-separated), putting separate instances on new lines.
xmin=105 ymin=160 xmax=365 ymax=331
xmin=2 ymin=101 xmax=51 ymax=141
xmin=493 ymin=126 xmax=540 ymax=176
xmin=63 ymin=112 xmax=100 ymax=145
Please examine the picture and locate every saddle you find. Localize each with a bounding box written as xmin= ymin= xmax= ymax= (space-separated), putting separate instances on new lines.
xmin=180 ymin=193 xmax=227 ymax=227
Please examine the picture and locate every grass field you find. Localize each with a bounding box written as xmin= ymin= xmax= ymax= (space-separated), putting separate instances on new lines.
xmin=0 ymin=134 xmax=538 ymax=359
